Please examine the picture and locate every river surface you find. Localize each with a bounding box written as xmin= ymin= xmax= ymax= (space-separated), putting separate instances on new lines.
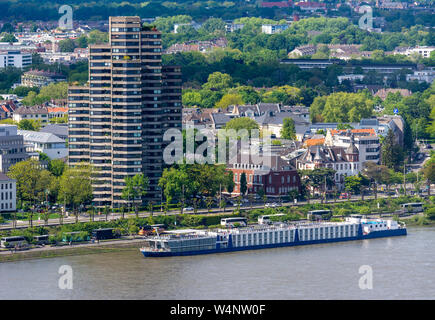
xmin=1 ymin=226 xmax=434 ymax=300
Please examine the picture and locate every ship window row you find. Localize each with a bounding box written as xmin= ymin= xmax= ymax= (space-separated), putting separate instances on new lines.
xmin=232 ymin=230 xmax=294 ymax=247
xmin=299 ymin=225 xmax=356 ymax=241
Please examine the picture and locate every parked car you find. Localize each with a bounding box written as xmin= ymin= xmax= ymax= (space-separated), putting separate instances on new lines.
xmin=183 ymin=207 xmax=194 ymax=212
xmin=339 ymin=193 xmax=351 ymax=199
xmin=265 ymin=203 xmax=279 ymax=208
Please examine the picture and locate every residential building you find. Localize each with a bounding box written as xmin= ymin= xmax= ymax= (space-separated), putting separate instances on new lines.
xmin=18 ymin=129 xmax=67 ymax=159
xmin=281 ymin=59 xmax=417 ymax=74
xmin=225 ymin=23 xmax=244 ymax=33
xmin=337 ymin=74 xmax=365 ymax=84
xmin=68 ymin=16 xmax=182 ymax=207
xmin=406 ymin=69 xmax=435 ymax=83
xmin=0 ymin=125 xmax=29 ymax=173
xmin=394 ymin=46 xmax=434 ymax=58
xmin=281 ymin=58 xmax=343 ymax=69
xmin=325 ymin=129 xmax=380 ymax=164
xmin=288 ymin=44 xmax=371 ymax=60
xmin=12 ymin=106 xmax=49 ymax=126
xmin=350 ymin=62 xmax=417 ymax=74
xmin=376 ymin=0 xmax=408 ymax=10
xmin=376 ymin=115 xmax=405 ymax=146
xmin=261 ymin=24 xmax=289 ymax=34
xmin=182 ymin=108 xmax=216 ymax=130
xmin=297 ymin=143 xmax=360 ymax=190
xmin=0 ymin=100 xmax=18 ymax=120
xmin=227 ymin=153 xmax=301 ymax=197
xmin=20 ymin=69 xmax=67 ymax=88
xmin=47 ymin=106 xmax=68 ymax=120
xmin=0 ymin=173 xmax=16 ymax=213
xmin=40 ymin=124 xmax=68 ymax=140
xmin=0 ymin=51 xmax=32 ymax=69
xmin=288 ymin=45 xmax=317 ymax=58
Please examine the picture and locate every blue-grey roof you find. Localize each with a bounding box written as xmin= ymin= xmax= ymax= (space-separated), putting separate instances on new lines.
xmin=17 ymin=130 xmax=65 ymax=144
xmin=40 ymin=124 xmax=68 ymax=138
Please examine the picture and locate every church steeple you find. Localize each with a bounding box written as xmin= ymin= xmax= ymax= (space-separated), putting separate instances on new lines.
xmin=345 ymin=134 xmax=359 ymax=162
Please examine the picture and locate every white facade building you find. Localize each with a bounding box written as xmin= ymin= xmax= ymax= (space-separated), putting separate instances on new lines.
xmin=0 ymin=173 xmax=16 ymax=213
xmin=406 ymin=69 xmax=435 ymax=83
xmin=337 ymin=74 xmax=365 ymax=84
xmin=325 ymin=129 xmax=380 ymax=165
xmin=0 ymin=51 xmax=32 ymax=69
xmin=397 ymin=46 xmax=435 ymax=58
xmin=261 ymin=24 xmax=289 ymax=34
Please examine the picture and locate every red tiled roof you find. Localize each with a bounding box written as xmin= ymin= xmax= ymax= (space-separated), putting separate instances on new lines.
xmin=304 ymin=138 xmax=325 ymax=147
xmin=330 ymin=128 xmax=376 ymax=136
xmin=47 ymin=107 xmax=68 ymax=113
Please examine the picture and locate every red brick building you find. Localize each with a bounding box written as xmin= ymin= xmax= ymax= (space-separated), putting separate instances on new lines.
xmin=227 ymin=154 xmax=301 ymax=197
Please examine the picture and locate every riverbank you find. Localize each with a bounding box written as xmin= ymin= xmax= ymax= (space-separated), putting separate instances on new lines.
xmin=399 ymin=213 xmax=435 ymax=226
xmin=0 ymin=238 xmax=145 ymax=263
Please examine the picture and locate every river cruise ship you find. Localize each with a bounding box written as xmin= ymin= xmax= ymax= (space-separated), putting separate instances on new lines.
xmin=140 ymin=216 xmax=406 ymax=257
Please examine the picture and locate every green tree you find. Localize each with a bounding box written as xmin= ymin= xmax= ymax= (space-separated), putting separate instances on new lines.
xmin=216 ymin=93 xmax=244 ymax=109
xmin=58 ymin=163 xmax=94 ymax=223
xmin=280 ymin=118 xmax=296 ymax=140
xmin=345 ymin=175 xmax=362 ymax=195
xmin=1 ymin=33 xmax=17 ymax=43
xmin=87 ymin=30 xmax=109 ymax=45
xmin=121 ymin=174 xmax=149 ymax=218
xmin=362 ymin=162 xmax=390 ymax=199
xmin=299 ymin=168 xmax=336 ymax=202
xmin=76 ymin=35 xmax=88 ymax=48
xmin=240 ymin=172 xmax=247 ymax=196
xmin=182 ymin=91 xmax=202 ymax=107
xmin=58 ymin=39 xmax=76 ymax=52
xmin=422 ymin=161 xmax=435 ymax=196
xmin=224 ymin=117 xmax=259 ymax=138
xmin=8 ymin=159 xmax=53 ymax=227
xmin=202 ymin=72 xmax=233 ymax=91
xmin=381 ymin=129 xmax=404 ymax=171
xmin=18 ymin=119 xmax=41 ymax=131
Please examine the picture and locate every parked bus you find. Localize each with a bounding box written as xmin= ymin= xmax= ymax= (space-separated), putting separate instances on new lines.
xmin=34 ymin=235 xmax=49 ymax=245
xmin=401 ymin=203 xmax=423 ymax=213
xmin=258 ymin=214 xmax=287 ymax=225
xmin=1 ymin=236 xmax=27 ymax=248
xmin=92 ymin=228 xmax=119 ymax=241
xmin=307 ymin=210 xmax=332 ymax=221
xmin=220 ymin=217 xmax=247 ymax=227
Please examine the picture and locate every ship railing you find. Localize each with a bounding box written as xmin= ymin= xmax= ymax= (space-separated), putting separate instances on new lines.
xmin=141 ymin=247 xmax=171 ymax=252
xmin=231 ymin=226 xmax=296 ymax=234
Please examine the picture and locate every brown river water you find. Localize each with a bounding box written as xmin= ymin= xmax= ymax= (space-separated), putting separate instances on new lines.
xmin=1 ymin=226 xmax=434 ymax=299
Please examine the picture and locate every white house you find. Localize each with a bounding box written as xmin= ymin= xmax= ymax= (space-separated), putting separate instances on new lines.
xmin=17 ymin=130 xmax=67 ymax=159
